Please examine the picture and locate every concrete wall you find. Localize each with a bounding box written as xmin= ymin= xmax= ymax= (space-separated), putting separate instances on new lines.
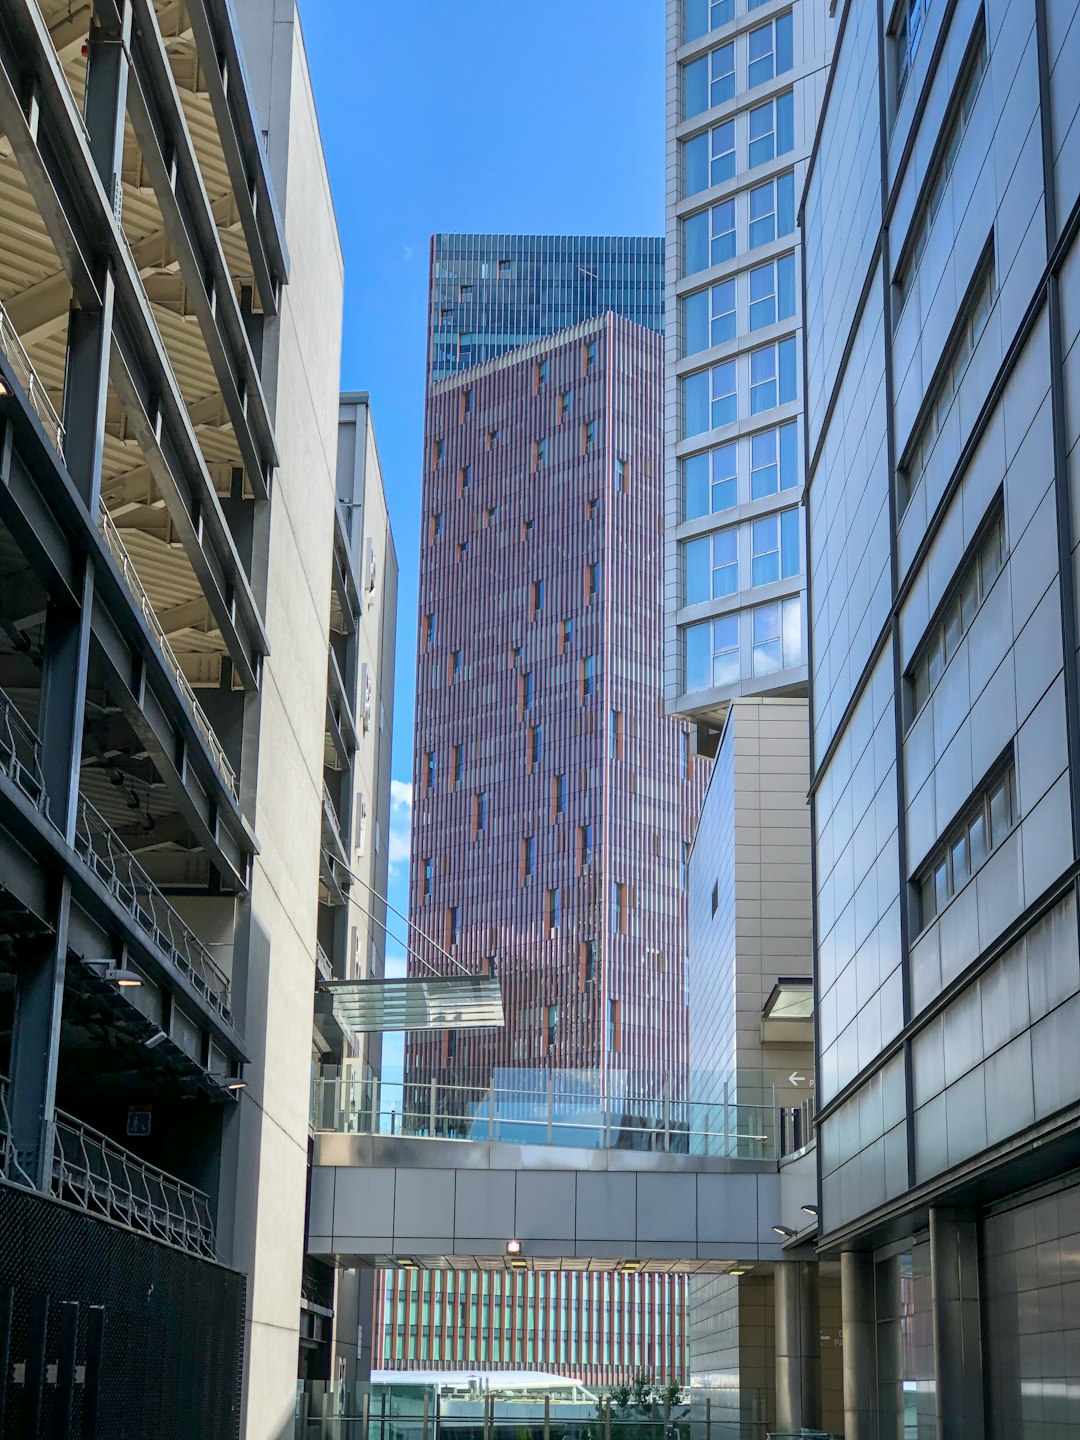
xmin=222 ymin=4 xmax=345 ymax=1436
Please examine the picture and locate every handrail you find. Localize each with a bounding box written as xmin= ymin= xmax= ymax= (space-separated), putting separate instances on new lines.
xmin=74 ymin=795 xmax=232 ymax=1018
xmin=322 ymin=781 xmax=347 ymax=855
xmin=98 ymin=507 xmax=238 ymax=799
xmin=312 ymin=1074 xmax=790 ymax=1160
xmin=0 ymin=298 xmax=65 ymax=454
xmin=0 ymin=1075 xmax=214 ymax=1257
xmin=50 ymin=1108 xmax=215 ymax=1257
xmin=316 ymin=942 xmax=333 ymax=982
xmin=0 ymin=687 xmax=49 ymax=815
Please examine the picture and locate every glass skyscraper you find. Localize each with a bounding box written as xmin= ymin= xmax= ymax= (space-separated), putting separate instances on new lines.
xmin=428 ymin=234 xmax=664 ymax=380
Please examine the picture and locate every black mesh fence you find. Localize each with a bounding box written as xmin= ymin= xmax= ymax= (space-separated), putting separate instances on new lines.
xmin=0 ymin=1178 xmax=245 ymax=1438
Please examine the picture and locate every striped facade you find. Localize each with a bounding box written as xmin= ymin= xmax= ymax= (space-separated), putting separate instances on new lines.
xmin=375 ymin=1271 xmax=688 ymax=1387
xmin=408 ymin=312 xmax=706 ymax=1093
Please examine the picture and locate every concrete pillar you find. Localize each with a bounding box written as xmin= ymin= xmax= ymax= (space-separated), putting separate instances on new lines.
xmin=874 ymin=1255 xmax=904 ymax=1440
xmin=841 ymin=1249 xmax=878 ymax=1440
xmin=929 ymin=1208 xmax=985 ymax=1440
xmin=775 ymin=1260 xmax=821 ymax=1432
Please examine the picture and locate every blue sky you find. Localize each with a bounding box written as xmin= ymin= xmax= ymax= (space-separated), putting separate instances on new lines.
xmin=300 ymin=0 xmax=664 ymax=1076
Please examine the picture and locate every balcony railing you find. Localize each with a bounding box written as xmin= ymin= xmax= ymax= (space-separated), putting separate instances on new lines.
xmin=75 ymin=795 xmax=232 ymax=1019
xmin=51 ymin=1110 xmax=215 ymax=1257
xmin=0 ymin=688 xmax=48 ymax=815
xmin=312 ymin=1069 xmax=815 ymax=1162
xmin=321 ymin=782 xmax=348 ymax=861
xmin=98 ymin=507 xmax=238 ymax=800
xmin=0 ymin=1077 xmax=215 ymax=1257
xmin=316 ymin=942 xmax=333 ymax=982
xmin=0 ymin=298 xmax=65 ymax=454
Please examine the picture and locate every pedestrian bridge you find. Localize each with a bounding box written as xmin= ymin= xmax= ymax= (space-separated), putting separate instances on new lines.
xmin=306 ymin=1069 xmax=818 ymax=1269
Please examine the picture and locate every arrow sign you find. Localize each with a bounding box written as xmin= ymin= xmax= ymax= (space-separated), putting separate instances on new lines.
xmin=788 ymin=1072 xmax=806 ymax=1086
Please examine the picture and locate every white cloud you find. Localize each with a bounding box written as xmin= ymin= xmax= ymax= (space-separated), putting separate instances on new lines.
xmin=388 ymin=777 xmax=413 ymax=879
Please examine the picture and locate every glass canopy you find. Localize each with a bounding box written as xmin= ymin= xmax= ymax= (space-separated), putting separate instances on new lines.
xmin=320 ymin=975 xmax=504 ymax=1033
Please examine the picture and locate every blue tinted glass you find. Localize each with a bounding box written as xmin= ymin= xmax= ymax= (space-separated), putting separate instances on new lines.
xmin=684 ymin=212 xmax=710 ymax=275
xmin=779 ymin=420 xmax=799 ymax=489
xmin=748 ymin=103 xmax=774 ymax=168
xmin=710 ymin=0 xmax=734 ymax=23
xmin=777 ymin=92 xmax=795 ymax=154
xmin=712 ymin=201 xmax=736 ymax=263
xmin=778 ymin=337 xmax=797 ymax=403
xmin=711 ymin=44 xmax=735 ymax=105
xmin=748 ymin=181 xmax=775 ymax=249
xmin=684 ymin=291 xmax=709 ymax=355
xmin=778 ymin=254 xmax=796 ymax=319
xmin=777 ymin=13 xmax=794 ymax=73
xmin=747 ymin=25 xmax=773 ymax=88
xmin=685 ymin=537 xmax=710 ymax=604
xmin=711 ymin=122 xmax=736 ymax=184
xmin=684 ymin=133 xmax=709 ymax=196
xmin=686 ymin=622 xmax=711 ymax=690
xmin=684 ymin=0 xmax=708 ymax=40
xmin=684 ymin=56 xmax=709 ymax=118
xmin=712 ymin=444 xmax=737 ymax=509
xmin=712 ymin=615 xmax=739 ymax=686
xmin=781 ymin=507 xmax=801 ymax=577
xmin=683 ymin=371 xmax=711 ymax=436
xmin=684 ymin=452 xmax=711 ymax=518
xmin=711 ymin=362 xmax=737 ymax=428
xmin=751 ymin=428 xmax=778 ymax=497
xmin=711 ymin=280 xmax=736 ymax=344
xmin=749 ymin=264 xmax=775 ymax=330
xmin=777 ymin=171 xmax=796 ymax=236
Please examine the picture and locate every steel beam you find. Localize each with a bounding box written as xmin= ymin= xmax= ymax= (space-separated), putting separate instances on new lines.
xmin=114 ymin=0 xmax=278 ymax=495
xmin=0 ymin=0 xmax=269 ymax=692
xmin=182 ymin=0 xmax=289 ymax=316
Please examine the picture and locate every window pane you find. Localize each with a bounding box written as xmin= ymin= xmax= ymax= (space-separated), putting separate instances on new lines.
xmin=713 ymin=528 xmax=738 ymax=596
xmin=684 ymin=55 xmax=709 ymax=118
xmin=685 ymin=537 xmax=710 ymax=604
xmin=782 ymin=596 xmax=802 ymax=665
xmin=781 ymin=506 xmax=801 ymax=577
xmin=683 ymin=133 xmax=709 ymax=196
xmin=778 ymin=337 xmax=797 ymax=403
xmin=684 ymin=452 xmax=711 ymax=519
xmin=683 ymin=0 xmax=708 ymax=40
xmin=712 ymin=444 xmax=738 ymax=509
xmin=748 ymin=180 xmax=776 ymax=249
xmin=749 ymin=262 xmax=776 ymax=330
xmin=777 ymin=171 xmax=796 ymax=236
xmin=776 ymin=12 xmax=793 ymax=72
xmin=777 ymin=91 xmax=794 ymax=153
xmin=777 ymin=254 xmax=796 ymax=320
xmin=712 ymin=615 xmax=739 ymax=686
xmin=684 ymin=290 xmax=709 ymax=355
xmin=951 ymin=831 xmax=969 ymax=891
xmin=968 ymin=810 xmax=987 ymax=870
xmin=779 ymin=420 xmax=799 ymax=488
xmin=751 ymin=429 xmax=779 ymax=498
xmin=711 ymin=122 xmax=736 ymax=184
xmin=989 ymin=775 xmax=1011 ymax=845
xmin=712 ymin=200 xmax=736 ymax=263
xmin=686 ymin=622 xmax=711 ymax=690
xmin=752 ymin=516 xmax=779 ymax=586
xmin=683 ymin=212 xmax=710 ymax=275
xmin=711 ymin=43 xmax=735 ymax=105
xmin=711 ymin=361 xmax=737 ymax=428
xmin=748 ymin=24 xmax=774 ymax=88
xmin=933 ymin=856 xmax=949 ymax=914
xmin=683 ymin=371 xmax=711 ymax=436
xmin=712 ymin=280 xmax=736 ymax=344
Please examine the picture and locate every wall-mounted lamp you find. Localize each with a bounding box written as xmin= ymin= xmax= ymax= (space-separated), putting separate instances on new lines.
xmin=84 ymin=958 xmax=142 ymax=987
xmin=772 ymin=1224 xmax=796 ymax=1239
xmin=143 ymin=1030 xmax=167 ymax=1050
xmin=506 ymin=1239 xmax=521 ymax=1257
xmin=801 ymin=1204 xmax=819 ymax=1217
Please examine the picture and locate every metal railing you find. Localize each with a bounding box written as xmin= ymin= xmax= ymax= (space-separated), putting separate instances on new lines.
xmin=0 ymin=1076 xmax=35 ymax=1189
xmin=0 ymin=1076 xmax=215 ymax=1257
xmin=51 ymin=1109 xmax=216 ymax=1256
xmin=0 ymin=687 xmax=48 ymax=814
xmin=322 ymin=781 xmax=347 ymax=856
xmin=98 ymin=507 xmax=238 ymax=800
xmin=316 ymin=942 xmax=334 ymax=982
xmin=779 ymin=1094 xmax=816 ymax=1160
xmin=0 ymin=298 xmax=65 ymax=454
xmin=311 ymin=1070 xmax=802 ymax=1162
xmin=74 ymin=795 xmax=232 ymax=1018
